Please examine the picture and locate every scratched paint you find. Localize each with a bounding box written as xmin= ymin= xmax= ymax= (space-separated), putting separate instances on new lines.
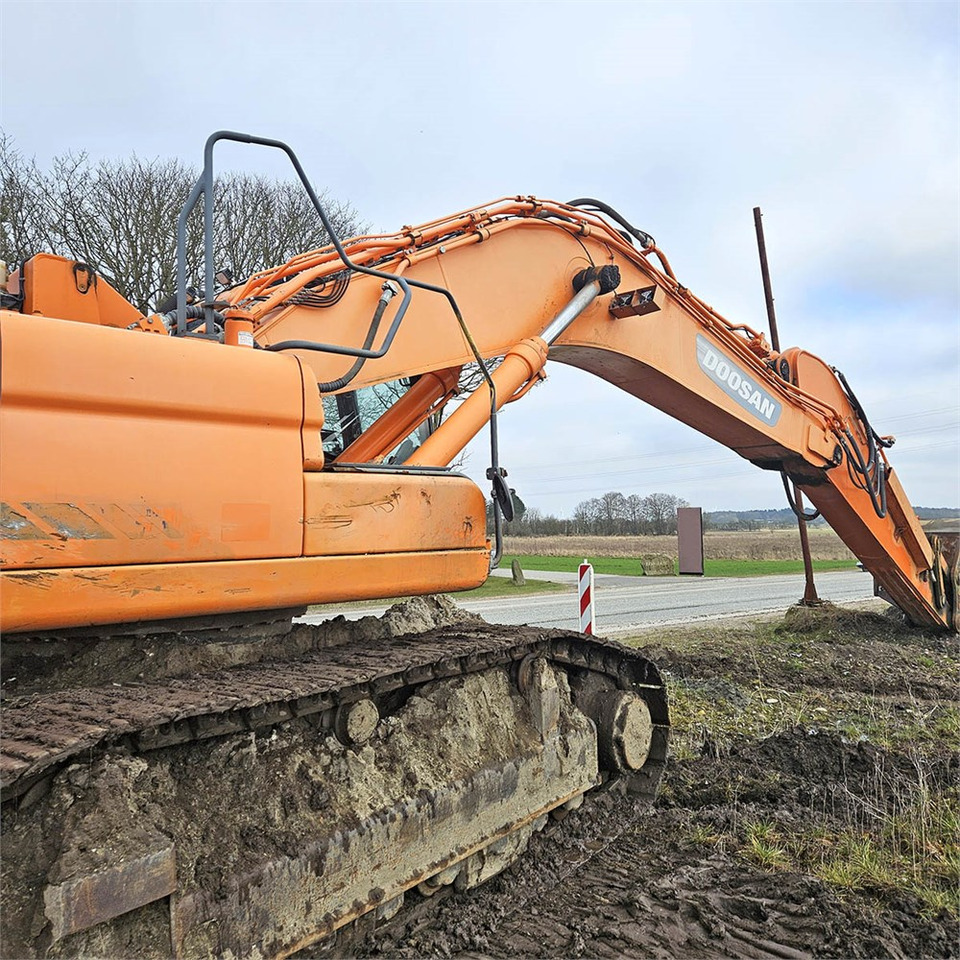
xmin=1 ymin=502 xmax=184 ymax=542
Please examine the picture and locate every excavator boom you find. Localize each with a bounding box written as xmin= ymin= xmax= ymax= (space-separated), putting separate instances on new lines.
xmin=2 ymin=199 xmax=953 ymax=632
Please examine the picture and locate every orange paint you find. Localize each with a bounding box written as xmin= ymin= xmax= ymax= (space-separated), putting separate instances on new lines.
xmin=2 ymin=195 xmax=950 ymax=633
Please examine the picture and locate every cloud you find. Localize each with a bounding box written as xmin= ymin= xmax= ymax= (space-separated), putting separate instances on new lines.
xmin=3 ymin=0 xmax=956 ymax=514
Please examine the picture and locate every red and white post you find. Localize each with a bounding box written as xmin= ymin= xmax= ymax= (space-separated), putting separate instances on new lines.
xmin=578 ymin=559 xmax=594 ymax=635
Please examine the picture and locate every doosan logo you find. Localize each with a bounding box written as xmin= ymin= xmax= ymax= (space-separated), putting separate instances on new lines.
xmin=696 ymin=335 xmax=782 ymax=425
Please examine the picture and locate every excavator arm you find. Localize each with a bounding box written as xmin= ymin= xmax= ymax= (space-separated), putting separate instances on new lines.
xmin=227 ymin=195 xmax=953 ymax=632
xmin=1 ymin=193 xmax=954 ymax=634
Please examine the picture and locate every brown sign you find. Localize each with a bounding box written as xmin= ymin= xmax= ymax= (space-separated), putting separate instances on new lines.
xmin=677 ymin=507 xmax=704 ymax=576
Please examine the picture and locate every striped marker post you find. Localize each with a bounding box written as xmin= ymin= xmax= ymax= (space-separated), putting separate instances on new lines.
xmin=578 ymin=559 xmax=594 ymax=635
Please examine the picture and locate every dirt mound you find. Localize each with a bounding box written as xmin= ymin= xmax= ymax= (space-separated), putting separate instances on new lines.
xmin=777 ymin=601 xmax=934 ymax=644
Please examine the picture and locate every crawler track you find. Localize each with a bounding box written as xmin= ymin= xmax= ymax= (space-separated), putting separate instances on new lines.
xmin=2 ymin=623 xmax=667 ymax=806
xmin=1 ymin=614 xmax=668 ymax=959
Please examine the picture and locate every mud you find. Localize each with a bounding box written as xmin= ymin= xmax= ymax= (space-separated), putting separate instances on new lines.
xmin=4 ymin=598 xmax=662 ymax=959
xmin=2 ymin=595 xmax=477 ymax=698
xmin=3 ymin=665 xmax=575 ymax=958
xmin=344 ymin=735 xmax=956 ymax=960
xmin=3 ymin=601 xmax=957 ymax=959
xmin=340 ymin=604 xmax=959 ymax=960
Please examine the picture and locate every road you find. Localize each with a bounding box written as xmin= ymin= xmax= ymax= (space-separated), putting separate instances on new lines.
xmin=298 ymin=569 xmax=876 ymax=637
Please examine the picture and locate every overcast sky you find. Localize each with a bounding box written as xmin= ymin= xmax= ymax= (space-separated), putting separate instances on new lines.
xmin=2 ymin=0 xmax=957 ymax=515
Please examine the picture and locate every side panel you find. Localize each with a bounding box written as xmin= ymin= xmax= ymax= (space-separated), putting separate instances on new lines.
xmin=0 ymin=551 xmax=491 ymax=632
xmin=0 ymin=312 xmax=305 ymax=570
xmin=303 ymin=473 xmax=487 ymax=556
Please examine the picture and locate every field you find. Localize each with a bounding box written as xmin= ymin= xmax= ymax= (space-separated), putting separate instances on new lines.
xmin=500 ymin=528 xmax=858 ymax=577
xmin=500 ymin=554 xmax=856 ymax=577
xmin=355 ymin=602 xmax=960 ymax=959
xmin=503 ymin=527 xmax=857 ymax=562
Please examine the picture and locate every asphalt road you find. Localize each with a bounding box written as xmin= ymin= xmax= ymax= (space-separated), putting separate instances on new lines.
xmin=298 ymin=569 xmax=876 ymax=637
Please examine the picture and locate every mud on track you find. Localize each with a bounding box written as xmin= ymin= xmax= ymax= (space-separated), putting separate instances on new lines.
xmin=339 ymin=604 xmax=959 ymax=960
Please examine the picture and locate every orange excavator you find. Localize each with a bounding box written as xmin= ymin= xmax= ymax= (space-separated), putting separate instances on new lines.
xmin=2 ymin=132 xmax=956 ymax=959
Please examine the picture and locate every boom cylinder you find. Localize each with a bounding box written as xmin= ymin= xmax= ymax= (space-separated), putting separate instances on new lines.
xmin=335 ymin=367 xmax=461 ymax=463
xmin=405 ymin=274 xmax=608 ymax=467
xmin=541 ymin=278 xmax=604 ymax=344
xmin=405 ymin=339 xmax=548 ymax=467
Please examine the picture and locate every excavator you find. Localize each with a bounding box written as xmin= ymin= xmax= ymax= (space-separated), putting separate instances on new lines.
xmin=1 ymin=132 xmax=957 ymax=959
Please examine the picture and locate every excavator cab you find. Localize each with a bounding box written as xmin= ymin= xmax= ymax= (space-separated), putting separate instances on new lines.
xmin=319 ymin=377 xmax=434 ymax=462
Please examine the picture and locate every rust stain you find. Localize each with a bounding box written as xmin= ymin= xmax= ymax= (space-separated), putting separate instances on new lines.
xmin=44 ymin=844 xmax=176 ymax=941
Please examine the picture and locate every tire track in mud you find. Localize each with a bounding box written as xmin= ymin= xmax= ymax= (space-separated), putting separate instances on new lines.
xmin=451 ymin=825 xmax=830 ymax=959
xmin=358 ymin=780 xmax=957 ymax=960
xmin=356 ymin=733 xmax=958 ymax=960
xmin=360 ymin=799 xmax=832 ymax=960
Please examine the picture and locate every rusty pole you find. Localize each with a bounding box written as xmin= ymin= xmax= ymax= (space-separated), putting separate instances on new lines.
xmin=753 ymin=208 xmax=781 ymax=353
xmin=753 ymin=207 xmax=820 ymax=606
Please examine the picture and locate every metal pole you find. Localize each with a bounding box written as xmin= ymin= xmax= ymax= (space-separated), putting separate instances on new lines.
xmin=794 ymin=488 xmax=821 ymax=605
xmin=753 ymin=206 xmax=820 ymax=606
xmin=753 ymin=207 xmax=781 ymax=352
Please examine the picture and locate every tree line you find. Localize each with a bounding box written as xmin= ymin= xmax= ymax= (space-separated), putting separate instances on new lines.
xmin=0 ymin=134 xmax=367 ymax=314
xmin=488 ymin=490 xmax=690 ymax=537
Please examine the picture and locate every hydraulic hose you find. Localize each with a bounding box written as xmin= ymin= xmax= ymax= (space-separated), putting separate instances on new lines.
xmin=567 ymin=198 xmax=655 ymax=249
xmin=832 ymin=365 xmax=890 ymax=519
xmin=276 ymin=281 xmax=399 ymax=392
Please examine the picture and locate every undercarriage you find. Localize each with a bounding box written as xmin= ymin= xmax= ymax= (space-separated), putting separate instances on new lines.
xmin=1 ymin=598 xmax=668 ymax=959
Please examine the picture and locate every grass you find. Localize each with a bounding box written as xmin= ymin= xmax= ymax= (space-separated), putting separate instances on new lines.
xmin=656 ymin=608 xmax=960 ymax=919
xmin=502 ymin=554 xmax=859 ymax=577
xmin=795 ymin=785 xmax=959 ymax=916
xmin=742 ymin=821 xmax=790 ymax=868
xmin=449 ymin=578 xmax=565 ymax=599
xmin=673 ymin=693 xmax=960 ymax=917
xmin=727 ymin=794 xmax=959 ymax=916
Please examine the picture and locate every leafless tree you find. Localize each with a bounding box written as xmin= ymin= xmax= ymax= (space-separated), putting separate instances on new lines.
xmin=640 ymin=492 xmax=689 ymax=535
xmin=569 ymin=490 xmax=689 ymax=535
xmin=625 ymin=493 xmax=645 ymax=530
xmin=598 ymin=491 xmax=629 ymax=532
xmin=0 ymin=134 xmax=367 ymax=314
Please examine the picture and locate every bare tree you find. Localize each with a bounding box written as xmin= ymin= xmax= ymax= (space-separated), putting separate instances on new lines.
xmin=641 ymin=492 xmax=689 ymax=535
xmin=573 ymin=498 xmax=600 ymax=532
xmin=569 ymin=490 xmax=689 ymax=535
xmin=0 ymin=135 xmax=367 ymax=314
xmin=625 ymin=493 xmax=645 ymax=530
xmin=0 ymin=133 xmax=49 ymax=264
xmin=598 ymin=491 xmax=629 ymax=533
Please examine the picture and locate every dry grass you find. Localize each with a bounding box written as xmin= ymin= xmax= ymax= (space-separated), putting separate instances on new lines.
xmin=504 ymin=529 xmax=855 ymax=562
